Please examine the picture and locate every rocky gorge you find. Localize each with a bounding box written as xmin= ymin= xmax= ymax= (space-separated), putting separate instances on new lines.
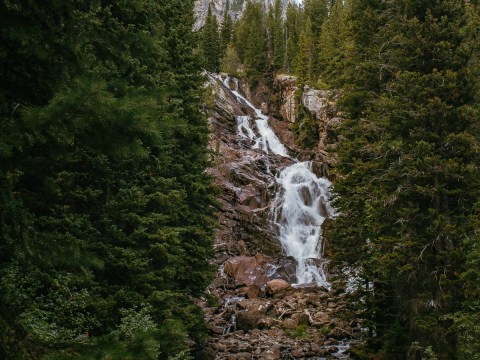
xmin=195 ymin=74 xmax=363 ymax=360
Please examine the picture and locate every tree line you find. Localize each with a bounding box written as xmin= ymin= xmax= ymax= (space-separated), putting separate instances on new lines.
xmin=199 ymin=0 xmax=480 ymax=358
xmin=0 ymin=0 xmax=216 ymax=359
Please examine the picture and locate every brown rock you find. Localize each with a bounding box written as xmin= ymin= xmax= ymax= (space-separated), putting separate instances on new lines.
xmin=228 ymin=353 xmax=252 ymax=360
xmin=236 ymin=310 xmax=262 ymax=331
xmin=266 ymin=279 xmax=290 ymax=296
xmin=282 ymin=318 xmax=297 ymax=330
xmin=223 ymin=256 xmax=270 ymax=286
xmin=261 ymin=346 xmax=281 ymax=360
xmin=291 ymin=349 xmax=304 ymax=358
xmin=246 ymin=284 xmax=259 ymax=299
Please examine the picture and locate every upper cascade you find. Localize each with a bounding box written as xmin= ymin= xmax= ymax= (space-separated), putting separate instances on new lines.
xmin=221 ymin=75 xmax=333 ymax=287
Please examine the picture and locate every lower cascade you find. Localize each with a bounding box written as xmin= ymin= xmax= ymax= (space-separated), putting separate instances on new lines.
xmin=224 ymin=76 xmax=333 ymax=287
xmin=273 ymin=161 xmax=333 ymax=287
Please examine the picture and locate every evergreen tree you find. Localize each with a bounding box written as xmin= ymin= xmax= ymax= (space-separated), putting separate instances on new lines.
xmin=221 ymin=44 xmax=242 ymax=75
xmin=220 ymin=2 xmax=234 ymax=59
xmin=201 ymin=4 xmax=221 ymax=72
xmin=272 ymin=0 xmax=286 ymax=70
xmin=0 ymin=0 xmax=216 ymax=358
xmin=295 ymin=17 xmax=315 ymax=87
xmin=233 ymin=0 xmax=268 ymax=81
xmin=330 ymin=1 xmax=480 ymax=358
xmin=303 ymin=0 xmax=329 ymax=78
xmin=318 ymin=0 xmax=351 ymax=86
xmin=284 ymin=2 xmax=303 ymax=73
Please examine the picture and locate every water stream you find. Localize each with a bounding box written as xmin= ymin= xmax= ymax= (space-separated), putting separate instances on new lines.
xmin=222 ymin=76 xmax=333 ymax=287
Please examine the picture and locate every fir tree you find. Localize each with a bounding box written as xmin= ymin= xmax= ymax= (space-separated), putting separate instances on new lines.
xmin=0 ymin=1 xmax=216 ymax=358
xmin=220 ymin=1 xmax=234 ymax=59
xmin=233 ymin=0 xmax=268 ymax=81
xmin=331 ymin=0 xmax=480 ymax=358
xmin=201 ymin=4 xmax=221 ymax=72
xmin=284 ymin=2 xmax=303 ymax=73
xmin=318 ymin=0 xmax=351 ymax=86
xmin=295 ymin=17 xmax=315 ymax=87
xmin=272 ymin=0 xmax=286 ymax=70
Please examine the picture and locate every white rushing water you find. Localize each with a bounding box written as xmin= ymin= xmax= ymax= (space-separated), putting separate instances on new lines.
xmin=273 ymin=162 xmax=333 ymax=287
xmin=222 ymin=76 xmax=333 ymax=287
xmin=224 ymin=77 xmax=288 ymax=157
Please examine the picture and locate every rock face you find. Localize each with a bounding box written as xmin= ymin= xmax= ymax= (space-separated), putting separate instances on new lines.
xmin=198 ymin=73 xmax=357 ymax=359
xmin=194 ymin=0 xmax=291 ymax=31
xmin=271 ymin=75 xmax=342 ymax=178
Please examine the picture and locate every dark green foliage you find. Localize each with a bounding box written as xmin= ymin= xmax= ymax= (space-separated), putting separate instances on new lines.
xmin=284 ymin=3 xmax=304 ymax=73
xmin=318 ymin=0 xmax=351 ymax=87
xmin=330 ymin=0 xmax=480 ymax=359
xmin=295 ymin=17 xmax=315 ymax=87
xmin=233 ymin=0 xmax=268 ymax=81
xmin=293 ymin=105 xmax=319 ymax=148
xmin=201 ymin=4 xmax=221 ymax=72
xmin=0 ymin=0 xmax=215 ymax=358
xmin=268 ymin=0 xmax=286 ymax=70
xmin=220 ymin=2 xmax=234 ymax=59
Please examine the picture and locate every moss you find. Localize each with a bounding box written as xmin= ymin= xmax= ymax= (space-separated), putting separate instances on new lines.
xmin=348 ymin=344 xmax=372 ymax=360
xmin=286 ymin=324 xmax=310 ymax=339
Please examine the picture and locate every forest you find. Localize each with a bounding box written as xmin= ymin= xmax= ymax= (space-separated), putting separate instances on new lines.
xmin=1 ymin=0 xmax=480 ymax=359
xmin=0 ymin=1 xmax=216 ymax=359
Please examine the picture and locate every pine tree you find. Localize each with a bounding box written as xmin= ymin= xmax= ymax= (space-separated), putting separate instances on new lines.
xmin=0 ymin=0 xmax=216 ymax=358
xmin=201 ymin=4 xmax=221 ymax=72
xmin=220 ymin=1 xmax=234 ymax=59
xmin=233 ymin=0 xmax=268 ymax=81
xmin=272 ymin=0 xmax=286 ymax=70
xmin=284 ymin=2 xmax=303 ymax=73
xmin=295 ymin=17 xmax=315 ymax=87
xmin=330 ymin=0 xmax=480 ymax=358
xmin=303 ymin=0 xmax=329 ymax=78
xmin=318 ymin=0 xmax=351 ymax=86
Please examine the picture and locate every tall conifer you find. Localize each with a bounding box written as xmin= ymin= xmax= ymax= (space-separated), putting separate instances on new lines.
xmin=331 ymin=1 xmax=480 ymax=358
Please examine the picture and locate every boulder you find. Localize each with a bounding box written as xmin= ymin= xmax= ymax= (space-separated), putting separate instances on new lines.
xmin=266 ymin=279 xmax=291 ymax=296
xmin=223 ymin=256 xmax=270 ymax=287
xmin=260 ymin=346 xmax=281 ymax=360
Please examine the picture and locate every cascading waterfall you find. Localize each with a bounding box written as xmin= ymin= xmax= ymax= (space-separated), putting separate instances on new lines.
xmin=222 ymin=76 xmax=333 ymax=287
xmin=273 ymin=162 xmax=333 ymax=287
xmin=224 ymin=77 xmax=288 ymax=157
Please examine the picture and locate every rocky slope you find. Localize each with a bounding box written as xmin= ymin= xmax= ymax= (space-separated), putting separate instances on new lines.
xmin=196 ymin=74 xmax=361 ymax=360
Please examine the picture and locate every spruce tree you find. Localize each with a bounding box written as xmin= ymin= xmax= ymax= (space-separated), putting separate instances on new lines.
xmin=202 ymin=4 xmax=221 ymax=72
xmin=318 ymin=0 xmax=351 ymax=86
xmin=331 ymin=0 xmax=480 ymax=358
xmin=272 ymin=0 xmax=286 ymax=70
xmin=220 ymin=2 xmax=234 ymax=59
xmin=284 ymin=2 xmax=303 ymax=73
xmin=234 ymin=0 xmax=268 ymax=81
xmin=295 ymin=17 xmax=315 ymax=87
xmin=0 ymin=0 xmax=216 ymax=358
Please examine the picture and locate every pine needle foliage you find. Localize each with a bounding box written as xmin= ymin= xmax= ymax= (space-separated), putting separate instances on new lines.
xmin=0 ymin=0 xmax=216 ymax=358
xmin=330 ymin=0 xmax=480 ymax=358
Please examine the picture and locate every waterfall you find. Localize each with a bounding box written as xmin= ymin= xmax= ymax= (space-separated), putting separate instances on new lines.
xmin=222 ymin=76 xmax=333 ymax=287
xmin=273 ymin=162 xmax=333 ymax=287
xmin=224 ymin=77 xmax=288 ymax=157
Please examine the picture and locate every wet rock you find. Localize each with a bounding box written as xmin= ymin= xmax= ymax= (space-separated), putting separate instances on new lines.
xmin=201 ymin=73 xmax=359 ymax=359
xmin=228 ymin=353 xmax=252 ymax=360
xmin=266 ymin=279 xmax=291 ymax=296
xmin=261 ymin=346 xmax=281 ymax=360
xmin=223 ymin=256 xmax=270 ymax=287
xmin=194 ymin=346 xmax=216 ymax=360
xmin=246 ymin=284 xmax=260 ymax=299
